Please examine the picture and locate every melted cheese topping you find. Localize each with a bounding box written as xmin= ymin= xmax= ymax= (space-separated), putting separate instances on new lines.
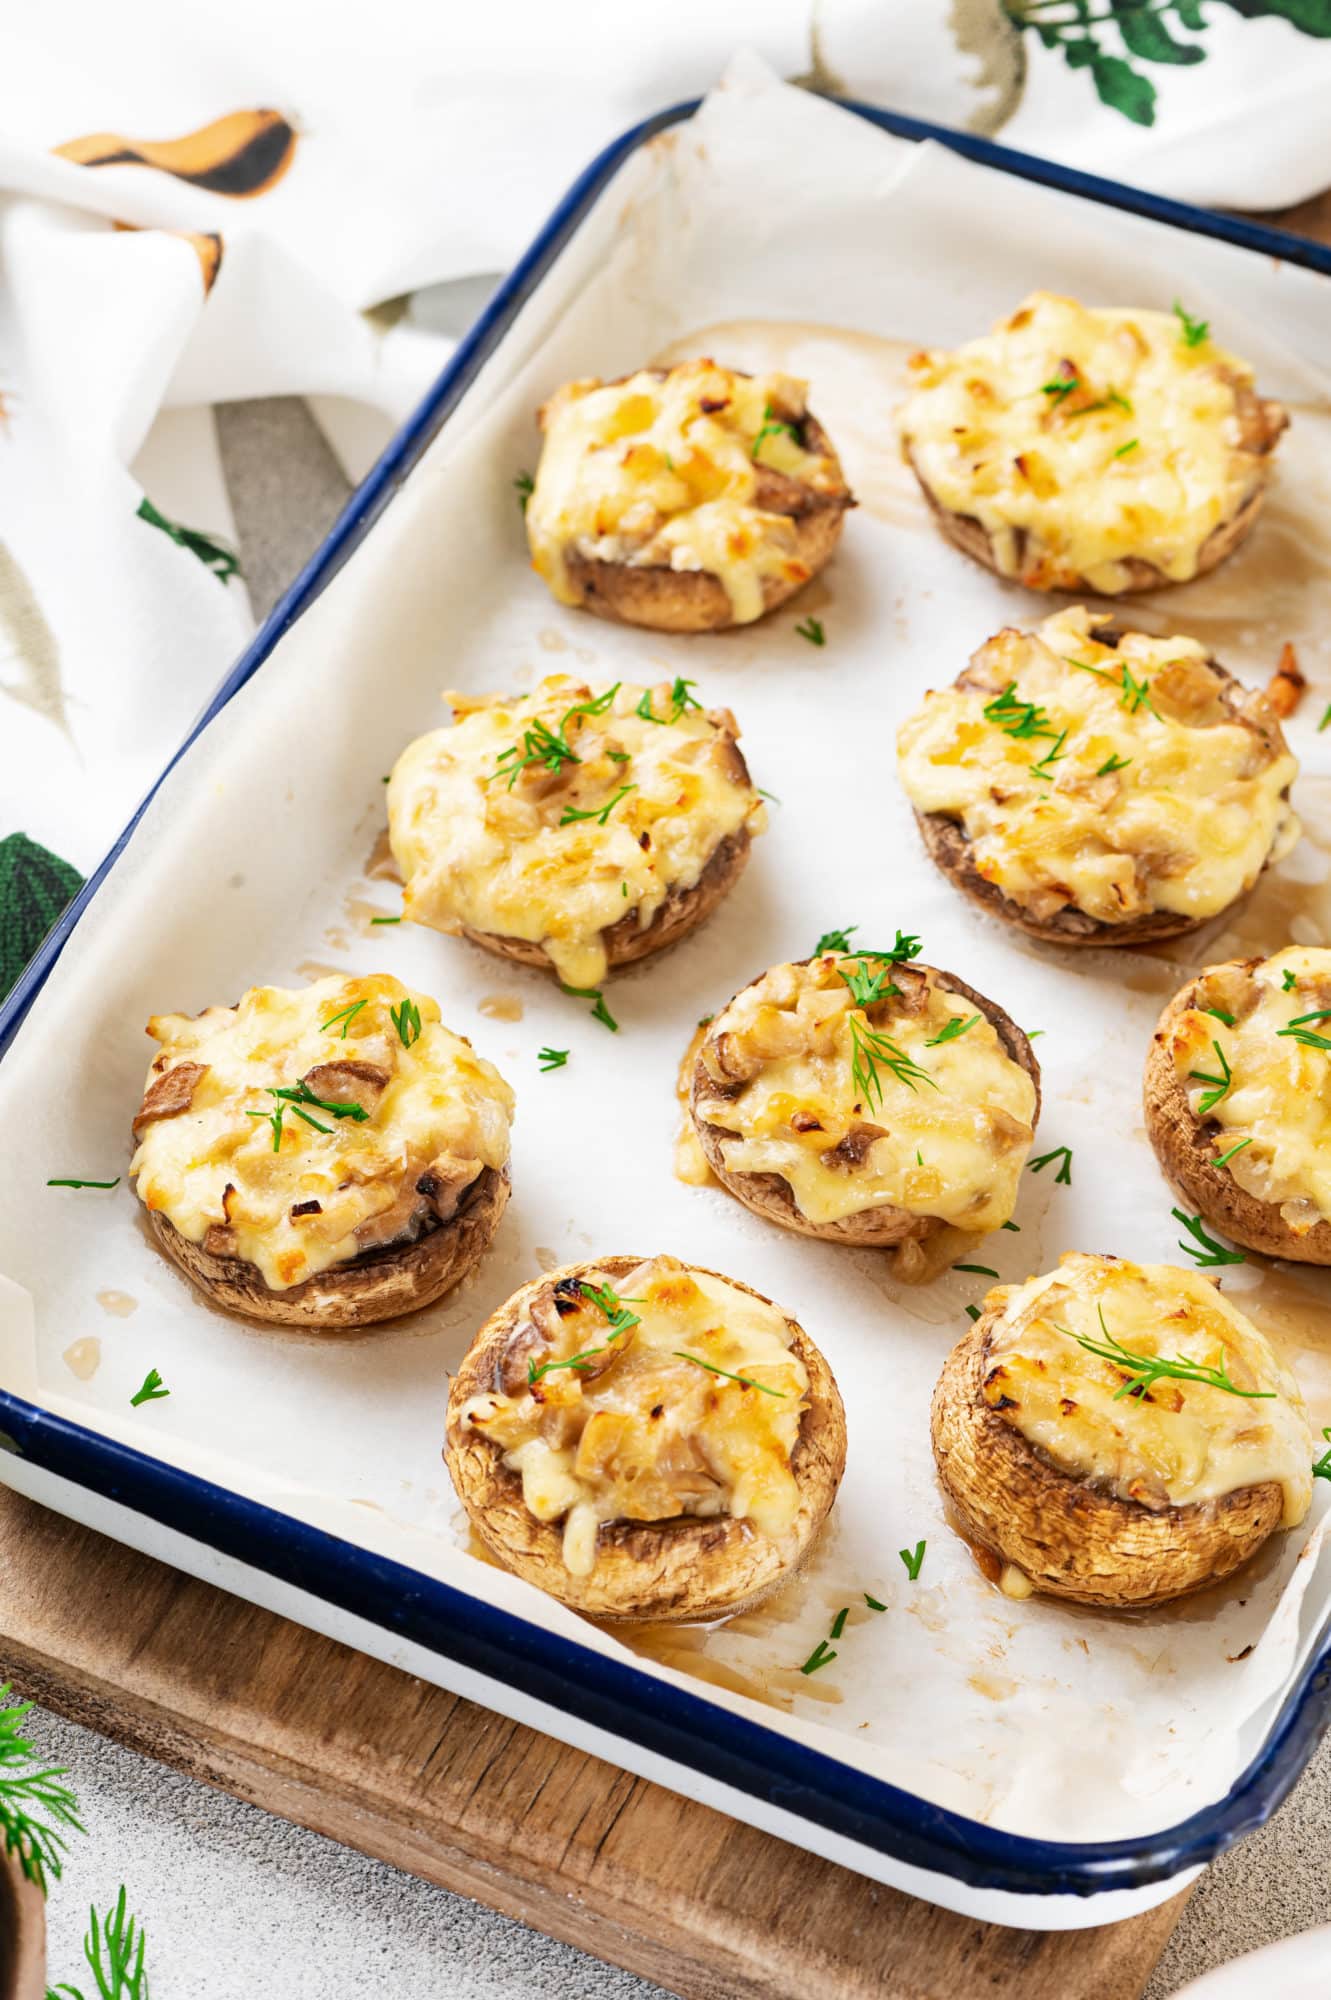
xmin=897 ymin=606 xmax=1299 ymax=928
xmin=130 ymin=975 xmax=513 ymax=1291
xmin=982 ymin=1253 xmax=1312 ymax=1527
xmin=1171 ymin=946 xmax=1331 ymax=1232
xmin=899 ymin=292 xmax=1272 ymax=591
xmin=526 ymin=361 xmax=847 ymax=623
xmin=694 ymin=956 xmax=1036 ymax=1229
xmin=460 ymin=1257 xmax=808 ymax=1577
xmin=388 ymin=675 xmax=766 ymax=989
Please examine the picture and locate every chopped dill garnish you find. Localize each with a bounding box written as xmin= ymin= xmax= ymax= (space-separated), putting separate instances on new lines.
xmin=1096 ymin=753 xmax=1132 ymax=776
xmin=1029 ymin=1145 xmax=1072 ymax=1185
xmin=864 ymin=1592 xmax=887 ymax=1612
xmin=926 ymin=1014 xmax=979 ymax=1048
xmin=1203 ymin=1007 xmax=1236 ymax=1026
xmin=514 ymin=470 xmax=535 ymax=512
xmin=1172 ymin=300 xmax=1210 ymax=348
xmin=799 ymin=1638 xmax=838 ymax=1676
xmin=1173 ymin=1207 xmax=1246 ymax=1268
xmin=1213 ymin=1137 xmax=1253 ymax=1170
xmin=47 ymin=1177 xmax=120 ymax=1190
xmin=320 ymin=998 xmax=368 ymax=1039
xmin=795 ymin=616 xmax=825 ymax=647
xmin=752 ymin=402 xmax=800 ymax=462
xmin=899 ymin=1541 xmax=926 ymax=1582
xmin=560 ymin=983 xmax=619 ymax=1033
xmin=673 ymin=1350 xmax=788 ymax=1397
xmin=538 ymin=1047 xmax=569 ymax=1071
xmin=635 ymin=676 xmax=701 ymax=726
xmin=1112 ymin=439 xmax=1139 ymax=459
xmin=130 ymin=1368 xmax=169 ymax=1408
xmin=1283 ymin=968 xmax=1299 ymax=991
xmin=965 ymin=1304 xmax=982 ymax=1322
xmin=955 ymin=1264 xmax=998 ymax=1278
xmin=1188 ymin=1040 xmax=1232 ymax=1114
xmin=559 ymin=782 xmax=637 ymax=828
xmin=390 ymin=997 xmax=421 ymax=1047
xmin=829 ymin=1607 xmax=849 ymax=1641
xmin=814 ymin=924 xmax=857 ymax=956
xmin=1063 ymin=1304 xmax=1269 ymax=1401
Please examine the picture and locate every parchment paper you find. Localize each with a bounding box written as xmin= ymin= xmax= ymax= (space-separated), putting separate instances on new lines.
xmin=3 ymin=54 xmax=1331 ymax=1845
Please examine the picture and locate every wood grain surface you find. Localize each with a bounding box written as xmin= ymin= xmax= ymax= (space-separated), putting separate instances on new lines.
xmin=0 ymin=1487 xmax=1189 ymax=2000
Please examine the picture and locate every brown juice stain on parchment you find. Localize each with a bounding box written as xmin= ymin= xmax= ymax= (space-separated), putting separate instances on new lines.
xmin=344 ymin=895 xmax=400 ymax=932
xmin=653 ymin=321 xmax=926 ymax=535
xmin=478 ymin=993 xmax=524 ymax=1022
xmin=295 ymin=960 xmax=346 ymax=982
xmin=62 ymin=1337 xmax=101 ymax=1380
xmin=363 ymin=828 xmax=402 ymax=882
xmin=95 ymin=1289 xmax=137 ymax=1318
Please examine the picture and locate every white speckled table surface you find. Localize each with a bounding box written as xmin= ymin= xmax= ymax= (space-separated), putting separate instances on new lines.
xmin=25 ymin=396 xmax=1331 ymax=2000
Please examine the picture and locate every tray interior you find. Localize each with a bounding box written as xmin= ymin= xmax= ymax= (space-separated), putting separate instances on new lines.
xmin=3 ymin=64 xmax=1331 ymax=1851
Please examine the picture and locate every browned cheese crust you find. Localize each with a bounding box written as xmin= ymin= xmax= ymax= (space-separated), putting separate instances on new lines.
xmin=553 ymin=399 xmax=853 ymax=634
xmin=930 ymin=1314 xmax=1284 ymax=1607
xmin=689 ymin=960 xmax=1040 ymax=1250
xmin=459 ymin=825 xmax=751 ymax=976
xmin=444 ymin=1257 xmax=847 ymax=1622
xmin=147 ymin=1164 xmax=509 ymax=1330
xmin=913 ymin=637 xmax=1292 ymax=949
xmin=1144 ymin=965 xmax=1331 ymax=1265
xmin=908 ymin=380 xmax=1286 ymax=596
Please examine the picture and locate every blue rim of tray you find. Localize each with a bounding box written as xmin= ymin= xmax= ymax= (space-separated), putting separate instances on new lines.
xmin=4 ymin=96 xmax=1331 ymax=1900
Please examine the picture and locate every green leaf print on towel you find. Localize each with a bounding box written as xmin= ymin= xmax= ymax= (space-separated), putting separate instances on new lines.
xmin=0 ymin=832 xmax=82 ymax=999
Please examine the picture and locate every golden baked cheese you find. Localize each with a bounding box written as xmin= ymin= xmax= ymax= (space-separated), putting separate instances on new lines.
xmin=981 ymin=1252 xmax=1312 ymax=1527
xmin=1170 ymin=946 xmax=1331 ymax=1235
xmin=694 ymin=955 xmax=1036 ymax=1230
xmin=527 ymin=361 xmax=847 ymax=623
xmin=388 ymin=674 xmax=766 ymax=989
xmin=130 ymin=975 xmax=514 ymax=1292
xmin=899 ymin=291 xmax=1276 ymax=591
xmin=457 ymin=1256 xmax=808 ymax=1577
xmin=896 ymin=606 xmax=1299 ymax=928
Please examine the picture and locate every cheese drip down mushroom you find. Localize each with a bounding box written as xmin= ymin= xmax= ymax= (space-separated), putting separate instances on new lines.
xmin=982 ymin=1255 xmax=1312 ymax=1526
xmin=525 ymin=360 xmax=852 ymax=628
xmin=897 ymin=605 xmax=1299 ymax=935
xmin=130 ymin=974 xmax=514 ymax=1293
xmin=387 ymin=675 xmax=767 ymax=990
xmin=692 ymin=955 xmax=1037 ymax=1236
xmin=898 ymin=291 xmax=1286 ymax=593
xmin=457 ymin=1257 xmax=811 ymax=1577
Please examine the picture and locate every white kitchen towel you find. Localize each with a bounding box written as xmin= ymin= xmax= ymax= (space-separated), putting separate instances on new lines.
xmin=3 ymin=3 xmax=1331 ymax=993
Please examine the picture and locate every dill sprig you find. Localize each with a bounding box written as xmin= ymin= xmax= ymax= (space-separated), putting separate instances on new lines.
xmin=926 ymin=1014 xmax=979 ymax=1048
xmin=814 ymin=924 xmax=857 ymax=956
xmin=526 ymin=1279 xmax=644 ymax=1385
xmin=1173 ymin=300 xmax=1209 ymax=348
xmin=635 ymin=677 xmax=701 ymax=725
xmin=1096 ymin=752 xmax=1132 ymax=777
xmin=1188 ymin=1039 xmax=1232 ymax=1114
xmin=1213 ymin=1137 xmax=1253 ymax=1170
xmin=559 ymin=782 xmax=637 ymax=828
xmin=319 ymin=998 xmax=367 ymax=1038
xmin=1314 ymin=1427 xmax=1331 ymax=1482
xmin=1112 ymin=439 xmax=1139 ymax=460
xmin=751 ymin=402 xmax=799 ymax=462
xmin=269 ymin=1080 xmax=370 ymax=1123
xmin=673 ymin=1350 xmax=788 ymax=1397
xmin=514 ymin=470 xmax=535 ymax=512
xmin=899 ymin=1540 xmax=926 ymax=1581
xmin=799 ymin=1638 xmax=838 ymax=1676
xmin=57 ymin=1885 xmax=152 ymax=1999
xmin=794 ymin=616 xmax=825 ymax=647
xmin=130 ymin=1369 xmax=169 ymax=1408
xmin=1278 ymin=1010 xmax=1331 ymax=1051
xmin=1029 ymin=1145 xmax=1073 ymax=1185
xmin=0 ymin=1685 xmax=83 ymax=1894
xmin=559 ymin=982 xmax=618 ymax=1032
xmin=47 ymin=1178 xmax=120 ymax=1190
xmin=390 ymin=997 xmax=422 ymax=1047
xmin=1173 ymin=1207 xmax=1246 ymax=1268
xmin=537 ymin=1046 xmax=569 ymax=1071
xmin=490 ymin=684 xmax=620 ymax=788
xmin=849 ymin=1015 xmax=937 ymax=1109
xmin=1062 ymin=1304 xmax=1271 ymax=1402
xmin=983 ymin=682 xmax=1062 ymax=744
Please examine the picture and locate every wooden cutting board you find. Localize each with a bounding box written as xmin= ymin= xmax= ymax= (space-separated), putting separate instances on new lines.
xmin=0 ymin=1486 xmax=1187 ymax=2000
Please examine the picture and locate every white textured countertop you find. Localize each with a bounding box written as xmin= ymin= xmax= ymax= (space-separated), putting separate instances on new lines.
xmin=28 ymin=396 xmax=1330 ymax=2000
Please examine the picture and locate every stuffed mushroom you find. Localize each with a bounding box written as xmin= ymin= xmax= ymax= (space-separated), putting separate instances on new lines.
xmin=897 ymin=606 xmax=1300 ymax=948
xmin=525 ymin=360 xmax=853 ymax=631
xmin=932 ymin=1251 xmax=1313 ymax=1607
xmin=1146 ymin=946 xmax=1331 ymax=1264
xmin=690 ymin=946 xmax=1039 ymax=1261
xmin=130 ymin=974 xmax=514 ymax=1328
xmin=388 ymin=674 xmax=767 ymax=989
xmin=446 ymin=1254 xmax=846 ymax=1621
xmin=898 ymin=291 xmax=1286 ymax=594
